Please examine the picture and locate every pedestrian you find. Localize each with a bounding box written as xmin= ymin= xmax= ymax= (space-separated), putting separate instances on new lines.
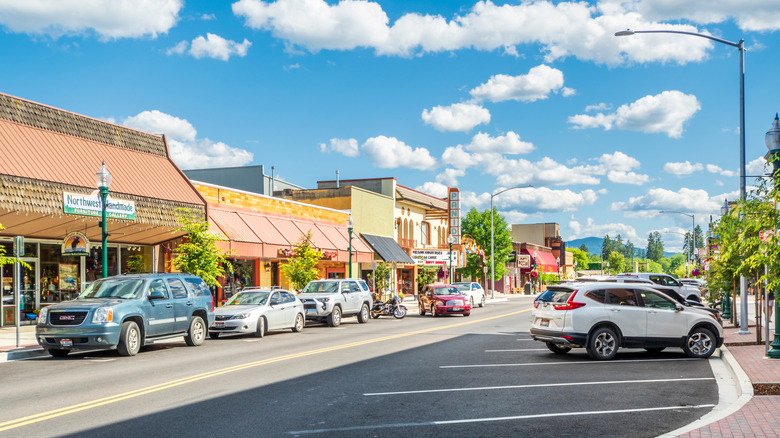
xmin=768 ymin=288 xmax=775 ymax=323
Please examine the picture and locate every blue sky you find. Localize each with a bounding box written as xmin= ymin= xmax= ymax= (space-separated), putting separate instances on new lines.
xmin=2 ymin=0 xmax=779 ymax=252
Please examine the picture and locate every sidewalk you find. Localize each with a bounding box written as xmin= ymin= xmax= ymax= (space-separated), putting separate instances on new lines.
xmin=678 ymin=320 xmax=780 ymax=438
xmin=0 ymin=323 xmax=44 ymax=362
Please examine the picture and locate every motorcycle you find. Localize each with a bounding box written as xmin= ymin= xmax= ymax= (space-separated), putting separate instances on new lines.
xmin=371 ymin=295 xmax=407 ymax=319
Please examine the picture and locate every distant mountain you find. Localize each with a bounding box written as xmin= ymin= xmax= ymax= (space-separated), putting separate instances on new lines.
xmin=567 ymin=236 xmax=678 ymax=259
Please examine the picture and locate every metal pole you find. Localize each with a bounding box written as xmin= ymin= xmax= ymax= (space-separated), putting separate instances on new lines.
xmin=490 ymin=196 xmax=494 ymax=299
xmin=14 ymin=247 xmax=20 ymax=347
xmin=449 ymin=241 xmax=453 ymax=282
xmin=100 ymin=186 xmax=109 ymax=278
xmin=348 ymin=228 xmax=353 ymax=278
xmin=738 ymin=40 xmax=749 ymax=334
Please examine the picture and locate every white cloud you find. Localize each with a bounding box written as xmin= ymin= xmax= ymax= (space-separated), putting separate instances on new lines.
xmin=231 ymin=0 xmax=725 ymax=65
xmin=466 ymin=187 xmax=599 ymax=213
xmin=585 ymin=102 xmax=611 ymax=112
xmin=664 ymin=161 xmax=703 ymax=175
xmin=187 ymin=33 xmax=252 ymax=61
xmin=600 ymin=0 xmax=780 ymax=32
xmin=421 ymin=103 xmax=491 ymax=132
xmin=569 ymin=90 xmax=701 ymax=138
xmin=319 ymin=138 xmax=359 ymax=157
xmin=706 ymin=164 xmax=737 ymax=177
xmin=610 ymin=187 xmax=724 ymax=216
xmin=414 ymin=182 xmax=449 ymax=198
xmin=469 ymin=65 xmax=565 ymax=103
xmin=122 ymin=110 xmax=253 ymax=169
xmin=746 ymin=156 xmax=768 ymax=177
xmin=608 ymin=171 xmax=650 ymax=185
xmin=562 ymin=87 xmax=576 ymax=97
xmin=201 ymin=13 xmax=216 ymax=21
xmin=567 ymin=217 xmax=641 ymax=242
xmin=463 ymin=131 xmax=534 ymax=154
xmin=0 ymin=0 xmax=182 ymax=39
xmin=362 ymin=136 xmax=436 ymax=170
xmin=166 ymin=40 xmax=188 ymax=55
xmin=435 ymin=169 xmax=465 ymax=186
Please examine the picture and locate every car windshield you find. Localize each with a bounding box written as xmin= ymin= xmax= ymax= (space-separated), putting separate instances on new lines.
xmin=454 ymin=284 xmax=470 ymax=291
xmin=225 ymin=291 xmax=269 ymax=306
xmin=433 ymin=286 xmax=461 ymax=296
xmin=301 ymin=281 xmax=338 ymax=294
xmin=77 ymin=279 xmax=144 ymax=300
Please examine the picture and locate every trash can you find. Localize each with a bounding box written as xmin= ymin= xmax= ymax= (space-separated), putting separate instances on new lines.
xmin=523 ymin=283 xmax=531 ymax=295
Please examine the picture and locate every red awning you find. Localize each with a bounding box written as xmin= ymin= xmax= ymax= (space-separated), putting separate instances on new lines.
xmin=520 ymin=249 xmax=559 ymax=273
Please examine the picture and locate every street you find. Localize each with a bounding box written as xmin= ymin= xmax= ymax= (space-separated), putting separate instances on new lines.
xmin=0 ymin=296 xmax=718 ymax=437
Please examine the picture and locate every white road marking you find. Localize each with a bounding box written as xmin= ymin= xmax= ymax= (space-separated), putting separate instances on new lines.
xmin=287 ymin=404 xmax=716 ymax=435
xmin=515 ymin=339 xmax=536 ymax=341
xmin=485 ymin=349 xmax=547 ymax=352
xmin=243 ymin=339 xmax=262 ymax=343
xmin=441 ymin=358 xmax=697 ymax=368
xmin=363 ymin=377 xmax=715 ymax=396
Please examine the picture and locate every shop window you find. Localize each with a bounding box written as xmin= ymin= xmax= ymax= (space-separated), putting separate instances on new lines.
xmin=421 ymin=222 xmax=430 ymax=245
xmin=40 ymin=243 xmax=80 ymax=303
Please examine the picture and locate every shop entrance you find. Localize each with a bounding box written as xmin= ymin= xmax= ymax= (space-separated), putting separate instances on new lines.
xmin=1 ymin=259 xmax=38 ymax=326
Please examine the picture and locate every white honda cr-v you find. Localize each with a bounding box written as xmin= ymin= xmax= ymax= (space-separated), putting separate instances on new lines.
xmin=529 ymin=282 xmax=723 ymax=360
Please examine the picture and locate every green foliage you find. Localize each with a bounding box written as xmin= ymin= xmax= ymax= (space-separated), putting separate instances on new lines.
xmin=606 ymin=251 xmax=626 ymax=275
xmin=416 ymin=267 xmax=437 ymax=293
xmin=646 ymin=231 xmax=665 ymax=261
xmin=172 ymin=208 xmax=232 ymax=287
xmin=126 ymin=254 xmax=144 ymax=273
xmin=567 ymin=248 xmax=589 ymax=271
xmin=461 ymin=207 xmax=513 ymax=282
xmin=0 ymin=224 xmax=30 ymax=269
xmin=578 ymin=243 xmax=589 ymax=254
xmin=280 ymin=232 xmax=323 ymax=291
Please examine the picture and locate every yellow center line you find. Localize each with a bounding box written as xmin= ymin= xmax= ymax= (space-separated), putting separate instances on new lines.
xmin=0 ymin=308 xmax=531 ymax=432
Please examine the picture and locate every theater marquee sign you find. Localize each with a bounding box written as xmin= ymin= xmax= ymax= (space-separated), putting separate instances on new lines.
xmin=411 ymin=249 xmax=459 ymax=266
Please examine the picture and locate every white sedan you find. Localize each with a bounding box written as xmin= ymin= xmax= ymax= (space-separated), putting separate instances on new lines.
xmin=453 ymin=282 xmax=486 ymax=308
xmin=209 ymin=288 xmax=304 ymax=338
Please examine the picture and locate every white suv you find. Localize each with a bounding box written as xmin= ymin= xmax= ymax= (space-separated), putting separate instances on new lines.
xmin=453 ymin=282 xmax=486 ymax=308
xmin=617 ymin=273 xmax=701 ymax=302
xmin=530 ymin=282 xmax=723 ymax=360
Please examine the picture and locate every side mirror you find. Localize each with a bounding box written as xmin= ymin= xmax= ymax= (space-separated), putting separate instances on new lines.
xmin=148 ymin=290 xmax=165 ymax=301
xmin=675 ymin=303 xmax=684 ymax=312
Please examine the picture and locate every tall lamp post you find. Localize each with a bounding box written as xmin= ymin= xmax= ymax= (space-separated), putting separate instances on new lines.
xmin=765 ymin=114 xmax=780 ymax=358
xmin=660 ymin=211 xmax=696 ymax=270
xmin=720 ymin=199 xmax=733 ymax=322
xmin=347 ymin=214 xmax=354 ymax=278
xmin=490 ymin=185 xmax=532 ymax=299
xmin=447 ymin=235 xmax=457 ymax=282
xmin=616 ymin=28 xmax=749 ymax=334
xmin=95 ymin=162 xmax=112 ymax=278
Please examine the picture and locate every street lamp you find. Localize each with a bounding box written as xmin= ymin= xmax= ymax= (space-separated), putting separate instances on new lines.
xmin=719 ymin=199 xmax=733 ymax=322
xmin=616 ymin=28 xmax=749 ymax=334
xmin=347 ymin=214 xmax=354 ymax=278
xmin=490 ymin=185 xmax=532 ymax=299
xmin=447 ymin=234 xmax=457 ymax=282
xmin=765 ymin=114 xmax=780 ymax=358
xmin=660 ymin=211 xmax=696 ymax=269
xmin=95 ymin=161 xmax=112 ymax=278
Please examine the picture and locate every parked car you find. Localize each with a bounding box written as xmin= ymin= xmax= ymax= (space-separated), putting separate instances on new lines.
xmin=298 ymin=279 xmax=373 ymax=327
xmin=530 ymin=282 xmax=723 ymax=360
xmin=209 ymin=288 xmax=304 ymax=338
xmin=419 ymin=284 xmax=471 ymax=317
xmin=36 ymin=273 xmax=215 ymax=357
xmin=617 ymin=273 xmax=701 ymax=302
xmin=453 ymin=282 xmax=486 ymax=308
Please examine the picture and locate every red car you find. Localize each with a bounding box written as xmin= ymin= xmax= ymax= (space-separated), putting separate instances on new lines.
xmin=419 ymin=284 xmax=471 ymax=317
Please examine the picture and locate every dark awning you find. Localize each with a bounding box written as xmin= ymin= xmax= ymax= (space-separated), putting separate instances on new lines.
xmin=361 ymin=234 xmax=415 ymax=264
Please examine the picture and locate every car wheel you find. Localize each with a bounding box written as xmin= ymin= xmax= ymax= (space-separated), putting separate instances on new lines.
xmin=644 ymin=347 xmax=665 ymax=353
xmin=47 ymin=348 xmax=69 ymax=358
xmin=479 ymin=295 xmax=485 ymax=308
xmin=463 ymin=312 xmax=470 ymax=317
xmin=687 ymin=295 xmax=700 ymax=302
xmin=184 ymin=316 xmax=206 ymax=346
xmin=292 ymin=313 xmax=305 ymax=332
xmin=254 ymin=317 xmax=266 ymax=338
xmin=546 ymin=342 xmax=571 ymax=355
xmin=470 ymin=297 xmax=475 ymax=307
xmin=587 ymin=327 xmax=619 ymax=360
xmin=432 ymin=305 xmax=438 ymax=317
xmin=118 ymin=320 xmax=141 ymax=356
xmin=327 ymin=306 xmax=342 ymax=327
xmin=357 ymin=303 xmax=369 ymax=324
xmin=684 ymin=327 xmax=716 ymax=358
xmin=419 ymin=301 xmax=426 ymax=316
xmin=209 ymin=332 xmax=220 ymax=339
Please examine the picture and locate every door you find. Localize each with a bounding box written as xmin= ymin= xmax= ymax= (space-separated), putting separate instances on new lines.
xmin=636 ymin=289 xmax=687 ymax=340
xmin=342 ymin=281 xmax=361 ymax=313
xmin=144 ymin=279 xmax=175 ymax=336
xmin=167 ymin=278 xmax=193 ymax=333
xmin=266 ymin=291 xmax=286 ymax=329
xmin=2 ymin=260 xmax=38 ymax=325
xmin=605 ymin=288 xmax=647 ymax=341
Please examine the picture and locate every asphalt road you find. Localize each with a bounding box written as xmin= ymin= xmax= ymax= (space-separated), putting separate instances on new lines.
xmin=0 ymin=296 xmax=718 ymax=437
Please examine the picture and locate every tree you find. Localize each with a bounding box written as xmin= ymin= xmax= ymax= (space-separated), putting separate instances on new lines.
xmin=606 ymin=251 xmax=627 ymax=275
xmin=0 ymin=224 xmax=30 ymax=269
xmin=280 ymin=232 xmax=323 ymax=291
xmin=460 ymin=207 xmax=513 ymax=285
xmin=172 ymin=208 xmax=232 ymax=287
xmin=578 ymin=243 xmax=589 ymax=254
xmin=369 ymin=261 xmax=393 ymax=294
xmin=416 ymin=267 xmax=437 ymax=294
xmin=646 ymin=231 xmax=664 ymax=261
xmin=567 ymin=248 xmax=589 ymax=271
xmin=601 ymin=234 xmax=613 ymax=260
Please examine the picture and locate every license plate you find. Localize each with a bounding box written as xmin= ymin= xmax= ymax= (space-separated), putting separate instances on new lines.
xmin=60 ymin=339 xmax=73 ymax=347
xmin=540 ymin=319 xmax=550 ymax=327
xmin=214 ymin=322 xmax=224 ymax=328
xmin=451 ymin=307 xmax=461 ymax=311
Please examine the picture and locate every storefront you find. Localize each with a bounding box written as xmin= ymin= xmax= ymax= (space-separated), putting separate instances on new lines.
xmin=0 ymin=93 xmax=206 ymax=325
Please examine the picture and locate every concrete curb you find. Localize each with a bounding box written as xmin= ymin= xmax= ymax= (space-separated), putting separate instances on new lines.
xmin=0 ymin=346 xmax=46 ymax=363
xmin=659 ymin=346 xmax=754 ymax=437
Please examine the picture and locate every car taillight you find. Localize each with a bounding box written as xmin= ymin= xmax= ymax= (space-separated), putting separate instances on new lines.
xmin=210 ymin=295 xmax=215 ymax=312
xmin=553 ymin=290 xmax=586 ymax=310
xmin=533 ymin=300 xmax=540 ymax=308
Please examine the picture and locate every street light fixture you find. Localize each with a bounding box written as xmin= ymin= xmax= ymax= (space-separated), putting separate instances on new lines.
xmin=95 ymin=161 xmax=112 ymax=278
xmin=765 ymin=114 xmax=780 ymax=358
xmin=616 ymin=28 xmax=749 ymax=334
xmin=447 ymin=234 xmax=457 ymax=282
xmin=347 ymin=214 xmax=354 ymax=278
xmin=660 ymin=211 xmax=696 ymax=268
xmin=490 ymin=185 xmax=532 ymax=299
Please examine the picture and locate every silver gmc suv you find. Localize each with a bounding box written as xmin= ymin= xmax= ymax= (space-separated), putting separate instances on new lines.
xmin=298 ymin=279 xmax=373 ymax=327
